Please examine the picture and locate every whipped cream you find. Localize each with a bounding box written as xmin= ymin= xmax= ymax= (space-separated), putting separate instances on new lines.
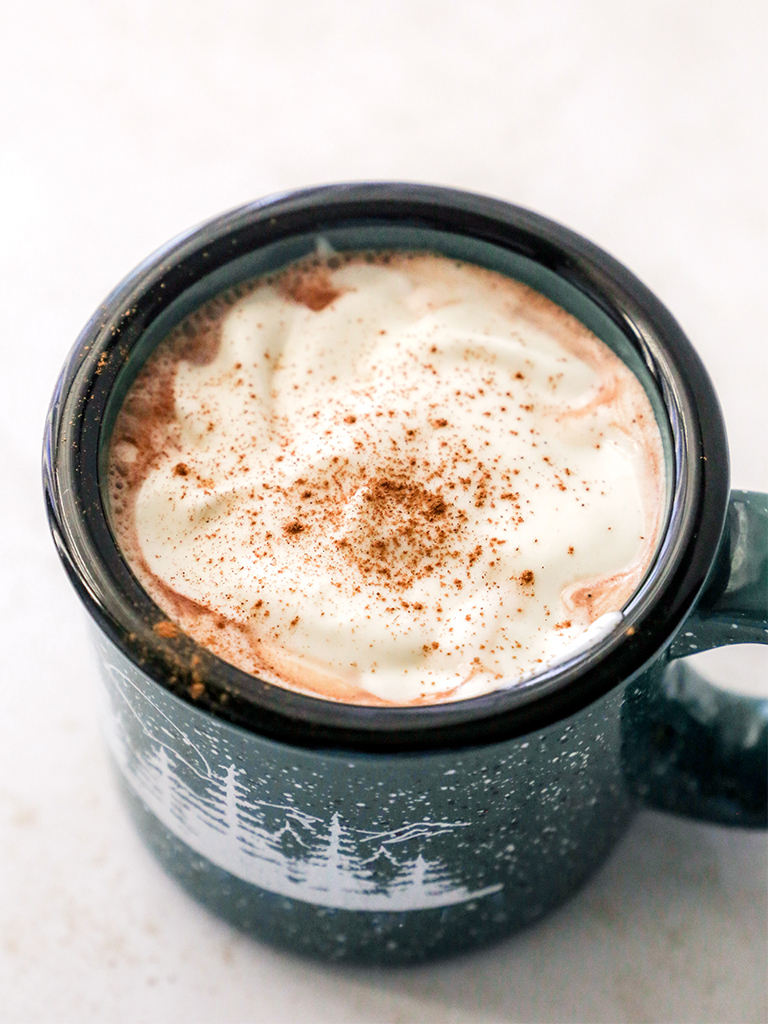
xmin=109 ymin=252 xmax=665 ymax=705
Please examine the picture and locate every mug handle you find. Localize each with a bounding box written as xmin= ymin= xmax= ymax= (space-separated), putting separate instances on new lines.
xmin=622 ymin=490 xmax=768 ymax=828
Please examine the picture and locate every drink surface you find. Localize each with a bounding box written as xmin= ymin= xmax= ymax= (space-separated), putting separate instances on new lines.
xmin=108 ymin=252 xmax=665 ymax=705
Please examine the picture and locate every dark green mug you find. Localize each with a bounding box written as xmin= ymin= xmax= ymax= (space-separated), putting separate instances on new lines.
xmin=43 ymin=184 xmax=767 ymax=964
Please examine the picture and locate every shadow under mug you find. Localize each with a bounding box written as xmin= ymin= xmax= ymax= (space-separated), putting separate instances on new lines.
xmin=43 ymin=183 xmax=768 ymax=965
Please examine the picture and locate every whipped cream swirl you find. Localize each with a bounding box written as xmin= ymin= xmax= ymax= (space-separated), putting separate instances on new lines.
xmin=109 ymin=253 xmax=665 ymax=705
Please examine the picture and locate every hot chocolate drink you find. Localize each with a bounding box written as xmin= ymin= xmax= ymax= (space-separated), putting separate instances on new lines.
xmin=108 ymin=251 xmax=665 ymax=706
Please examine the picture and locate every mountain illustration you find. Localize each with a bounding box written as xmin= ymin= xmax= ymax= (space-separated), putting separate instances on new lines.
xmin=100 ymin=650 xmax=503 ymax=911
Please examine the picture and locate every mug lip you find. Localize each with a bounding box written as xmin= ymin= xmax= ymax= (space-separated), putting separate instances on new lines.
xmin=43 ymin=181 xmax=730 ymax=752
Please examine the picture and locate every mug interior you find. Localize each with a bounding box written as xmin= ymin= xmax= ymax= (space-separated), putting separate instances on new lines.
xmin=45 ymin=185 xmax=729 ymax=750
xmin=100 ymin=224 xmax=674 ymax=476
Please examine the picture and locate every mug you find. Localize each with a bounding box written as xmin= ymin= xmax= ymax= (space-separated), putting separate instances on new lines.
xmin=43 ymin=183 xmax=768 ymax=965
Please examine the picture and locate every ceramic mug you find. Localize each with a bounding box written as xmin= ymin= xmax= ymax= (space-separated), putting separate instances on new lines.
xmin=43 ymin=184 xmax=768 ymax=965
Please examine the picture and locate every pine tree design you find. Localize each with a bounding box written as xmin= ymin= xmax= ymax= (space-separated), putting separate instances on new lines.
xmin=99 ymin=648 xmax=503 ymax=911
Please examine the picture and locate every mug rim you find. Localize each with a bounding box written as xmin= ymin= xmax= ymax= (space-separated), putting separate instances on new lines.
xmin=43 ymin=182 xmax=730 ymax=751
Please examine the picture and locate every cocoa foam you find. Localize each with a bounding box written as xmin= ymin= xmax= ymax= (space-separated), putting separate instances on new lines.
xmin=108 ymin=252 xmax=666 ymax=705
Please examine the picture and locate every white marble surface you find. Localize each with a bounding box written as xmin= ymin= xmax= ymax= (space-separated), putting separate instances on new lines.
xmin=1 ymin=1 xmax=766 ymax=1021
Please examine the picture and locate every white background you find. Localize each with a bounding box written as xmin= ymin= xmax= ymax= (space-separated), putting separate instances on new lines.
xmin=1 ymin=2 xmax=766 ymax=1021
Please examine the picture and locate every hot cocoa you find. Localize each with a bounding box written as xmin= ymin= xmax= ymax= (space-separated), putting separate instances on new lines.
xmin=108 ymin=251 xmax=665 ymax=705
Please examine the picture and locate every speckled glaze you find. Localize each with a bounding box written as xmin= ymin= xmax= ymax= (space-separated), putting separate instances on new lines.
xmin=44 ymin=185 xmax=768 ymax=964
xmin=94 ymin=625 xmax=634 ymax=963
